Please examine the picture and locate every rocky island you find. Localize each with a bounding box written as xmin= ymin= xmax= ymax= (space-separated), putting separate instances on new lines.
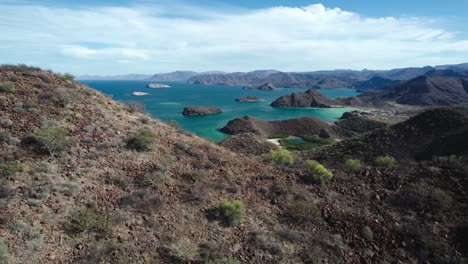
xmin=235 ymin=96 xmax=262 ymax=102
xmin=243 ymin=83 xmax=276 ymax=91
xmin=147 ymin=83 xmax=171 ymax=88
xmin=182 ymin=106 xmax=223 ymax=116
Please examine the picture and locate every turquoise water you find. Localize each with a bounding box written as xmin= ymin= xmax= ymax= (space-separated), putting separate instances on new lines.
xmin=79 ymin=80 xmax=358 ymax=141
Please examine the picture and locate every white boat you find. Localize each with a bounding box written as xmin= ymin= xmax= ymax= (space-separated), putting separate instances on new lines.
xmin=147 ymin=83 xmax=171 ymax=88
xmin=132 ymin=92 xmax=149 ymax=96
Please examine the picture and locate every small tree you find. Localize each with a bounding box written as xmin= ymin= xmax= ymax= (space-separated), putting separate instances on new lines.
xmin=37 ymin=121 xmax=67 ymax=158
xmin=218 ymin=199 xmax=245 ymax=226
xmin=268 ymin=149 xmax=294 ymax=166
xmin=304 ymin=160 xmax=333 ymax=184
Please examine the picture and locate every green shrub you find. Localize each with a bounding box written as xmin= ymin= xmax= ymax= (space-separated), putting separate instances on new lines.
xmin=278 ymin=136 xmax=334 ymax=151
xmin=304 ymin=160 xmax=333 ymax=184
xmin=375 ymin=155 xmax=398 ymax=168
xmin=36 ymin=121 xmax=67 ymax=157
xmin=65 ymin=206 xmax=108 ymax=237
xmin=218 ymin=199 xmax=245 ymax=226
xmin=344 ymin=159 xmax=363 ymax=172
xmin=206 ymin=257 xmax=240 ymax=264
xmin=268 ymin=149 xmax=294 ymax=166
xmin=0 ymin=160 xmax=23 ymax=178
xmin=126 ymin=129 xmax=156 ymax=152
xmin=0 ymin=82 xmax=15 ymax=93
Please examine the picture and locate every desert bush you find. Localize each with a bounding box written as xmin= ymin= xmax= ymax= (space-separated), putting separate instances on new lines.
xmin=61 ymin=73 xmax=75 ymax=81
xmin=375 ymin=155 xmax=398 ymax=168
xmin=0 ymin=186 xmax=11 ymax=200
xmin=125 ymin=100 xmax=145 ymax=113
xmin=120 ymin=190 xmax=164 ymax=213
xmin=65 ymin=206 xmax=109 ymax=237
xmin=268 ymin=149 xmax=294 ymax=166
xmin=0 ymin=239 xmax=9 ymax=263
xmin=0 ymin=161 xmax=23 ymax=178
xmin=0 ymin=82 xmax=15 ymax=93
xmin=217 ymin=199 xmax=245 ymax=226
xmin=36 ymin=121 xmax=67 ymax=157
xmin=166 ymin=119 xmax=180 ymax=129
xmin=304 ymin=160 xmax=333 ymax=184
xmin=251 ymin=232 xmax=283 ymax=256
xmin=387 ymin=182 xmax=453 ymax=212
xmin=0 ymin=117 xmax=13 ymax=128
xmin=285 ymin=200 xmax=320 ymax=224
xmin=344 ymin=159 xmax=362 ymax=172
xmin=0 ymin=64 xmax=41 ymax=72
xmin=40 ymin=88 xmax=71 ymax=107
xmin=137 ymin=170 xmax=167 ymax=188
xmin=126 ymin=129 xmax=156 ymax=152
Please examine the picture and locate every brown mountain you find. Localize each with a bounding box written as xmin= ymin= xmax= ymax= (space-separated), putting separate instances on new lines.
xmin=379 ymin=74 xmax=468 ymax=105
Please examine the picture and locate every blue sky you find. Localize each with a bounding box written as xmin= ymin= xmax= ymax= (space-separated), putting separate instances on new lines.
xmin=0 ymin=0 xmax=467 ymax=75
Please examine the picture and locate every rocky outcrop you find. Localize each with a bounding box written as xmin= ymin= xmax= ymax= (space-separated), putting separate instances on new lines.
xmin=243 ymin=83 xmax=276 ymax=91
xmin=335 ymin=111 xmax=387 ymax=134
xmin=182 ymin=106 xmax=222 ymax=116
xmin=270 ymin=88 xmax=334 ymax=108
xmin=219 ymin=133 xmax=278 ymax=155
xmin=235 ymin=96 xmax=262 ymax=102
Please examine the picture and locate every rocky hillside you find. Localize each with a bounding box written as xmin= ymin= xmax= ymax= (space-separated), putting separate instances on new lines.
xmin=352 ymin=76 xmax=399 ymax=91
xmin=1 ymin=65 xmax=467 ymax=263
xmin=379 ymin=74 xmax=468 ymax=105
xmin=308 ymin=108 xmax=468 ymax=163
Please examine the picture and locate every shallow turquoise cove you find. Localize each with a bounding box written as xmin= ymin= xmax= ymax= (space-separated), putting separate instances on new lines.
xmin=79 ymin=80 xmax=358 ymax=142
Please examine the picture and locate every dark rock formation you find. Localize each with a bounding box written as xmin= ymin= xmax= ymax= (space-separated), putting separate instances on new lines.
xmin=182 ymin=106 xmax=222 ymax=116
xmin=270 ymin=88 xmax=334 ymax=108
xmin=235 ymin=96 xmax=262 ymax=102
xmin=243 ymin=83 xmax=276 ymax=91
xmin=335 ymin=111 xmax=386 ymax=134
xmin=219 ymin=133 xmax=278 ymax=155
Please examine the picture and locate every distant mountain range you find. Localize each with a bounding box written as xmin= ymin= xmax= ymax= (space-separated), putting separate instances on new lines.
xmin=270 ymin=68 xmax=468 ymax=107
xmin=77 ymin=63 xmax=468 ymax=89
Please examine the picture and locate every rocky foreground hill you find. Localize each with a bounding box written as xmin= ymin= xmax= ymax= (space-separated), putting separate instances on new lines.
xmin=0 ymin=65 xmax=467 ymax=263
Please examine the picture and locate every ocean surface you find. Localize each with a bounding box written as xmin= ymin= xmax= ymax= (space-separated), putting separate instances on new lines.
xmin=79 ymin=80 xmax=359 ymax=141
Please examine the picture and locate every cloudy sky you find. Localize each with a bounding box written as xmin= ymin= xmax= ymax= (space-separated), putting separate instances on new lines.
xmin=1 ymin=0 xmax=467 ymax=75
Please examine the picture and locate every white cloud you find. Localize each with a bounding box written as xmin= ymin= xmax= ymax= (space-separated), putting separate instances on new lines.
xmin=0 ymin=2 xmax=467 ymax=75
